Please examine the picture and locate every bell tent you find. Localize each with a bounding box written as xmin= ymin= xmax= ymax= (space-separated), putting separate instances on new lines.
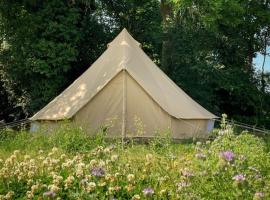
xmin=30 ymin=28 xmax=217 ymax=139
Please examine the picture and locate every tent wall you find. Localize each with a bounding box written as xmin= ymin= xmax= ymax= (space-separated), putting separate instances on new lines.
xmin=171 ymin=118 xmax=209 ymax=139
xmin=125 ymin=73 xmax=171 ymax=137
xmin=33 ymin=71 xmax=213 ymax=138
xmin=73 ymin=72 xmax=123 ymax=136
xmin=125 ymin=73 xmax=212 ymax=138
xmin=30 ymin=120 xmax=59 ymax=133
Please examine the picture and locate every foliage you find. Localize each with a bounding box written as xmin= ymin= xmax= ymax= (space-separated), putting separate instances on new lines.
xmin=160 ymin=0 xmax=270 ymax=127
xmin=0 ymin=77 xmax=26 ymax=122
xmin=0 ymin=0 xmax=270 ymax=128
xmin=0 ymin=124 xmax=270 ymax=199
xmin=99 ymin=0 xmax=163 ymax=62
xmin=0 ymin=0 xmax=109 ymax=114
xmin=0 ymin=123 xmax=107 ymax=154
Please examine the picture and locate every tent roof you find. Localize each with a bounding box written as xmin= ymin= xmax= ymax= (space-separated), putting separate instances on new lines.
xmin=31 ymin=28 xmax=217 ymax=121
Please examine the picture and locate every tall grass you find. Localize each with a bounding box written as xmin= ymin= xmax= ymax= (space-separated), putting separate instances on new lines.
xmin=0 ymin=118 xmax=269 ymax=199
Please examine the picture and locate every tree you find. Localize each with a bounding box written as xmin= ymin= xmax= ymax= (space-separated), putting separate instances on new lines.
xmin=0 ymin=0 xmax=110 ymax=115
xmin=160 ymin=0 xmax=270 ymax=127
xmin=99 ymin=0 xmax=163 ymax=62
xmin=0 ymin=0 xmax=269 ymax=128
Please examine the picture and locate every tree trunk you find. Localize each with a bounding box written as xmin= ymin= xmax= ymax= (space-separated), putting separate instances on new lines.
xmin=160 ymin=0 xmax=173 ymax=73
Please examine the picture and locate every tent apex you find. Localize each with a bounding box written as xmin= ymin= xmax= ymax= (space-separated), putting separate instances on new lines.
xmin=108 ymin=28 xmax=141 ymax=48
xmin=119 ymin=27 xmax=132 ymax=37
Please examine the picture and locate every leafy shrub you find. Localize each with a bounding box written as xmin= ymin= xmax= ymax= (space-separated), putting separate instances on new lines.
xmin=149 ymin=129 xmax=172 ymax=153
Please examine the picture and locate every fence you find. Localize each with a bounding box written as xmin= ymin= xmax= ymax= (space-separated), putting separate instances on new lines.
xmin=0 ymin=118 xmax=269 ymax=135
xmin=0 ymin=119 xmax=31 ymax=130
xmin=214 ymin=118 xmax=270 ymax=135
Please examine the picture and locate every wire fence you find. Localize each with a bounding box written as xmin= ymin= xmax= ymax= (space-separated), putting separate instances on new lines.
xmin=214 ymin=118 xmax=270 ymax=135
xmin=0 ymin=119 xmax=31 ymax=130
xmin=0 ymin=118 xmax=269 ymax=136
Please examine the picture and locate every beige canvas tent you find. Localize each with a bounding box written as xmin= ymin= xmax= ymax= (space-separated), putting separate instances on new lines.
xmin=30 ymin=28 xmax=217 ymax=139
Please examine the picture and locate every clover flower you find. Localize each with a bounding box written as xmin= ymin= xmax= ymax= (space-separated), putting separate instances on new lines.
xmin=238 ymin=155 xmax=246 ymax=161
xmin=51 ymin=147 xmax=58 ymax=153
xmin=114 ymin=172 xmax=121 ymax=177
xmin=254 ymin=192 xmax=264 ymax=199
xmin=52 ymin=175 xmax=63 ymax=185
xmin=48 ymin=184 xmax=60 ymax=193
xmin=26 ymin=191 xmax=34 ymax=199
xmin=90 ymin=159 xmax=98 ymax=167
xmin=27 ymin=179 xmax=34 ymax=186
xmin=5 ymin=191 xmax=14 ymax=200
xmin=86 ymin=182 xmax=96 ymax=192
xmin=127 ymin=174 xmax=135 ymax=182
xmin=132 ymin=194 xmax=141 ymax=200
xmin=27 ymin=171 xmax=35 ymax=178
xmin=111 ymin=154 xmax=119 ymax=162
xmin=248 ymin=166 xmax=259 ymax=172
xmin=43 ymin=191 xmax=56 ymax=199
xmin=91 ymin=167 xmax=105 ymax=177
xmin=142 ymin=188 xmax=154 ymax=196
xmin=181 ymin=169 xmax=194 ymax=177
xmin=48 ymin=152 xmax=54 ymax=157
xmin=51 ymin=159 xmax=59 ymax=165
xmin=146 ymin=154 xmax=153 ymax=162
xmin=80 ymin=179 xmax=88 ymax=186
xmin=177 ymin=181 xmax=191 ymax=188
xmin=29 ymin=159 xmax=35 ymax=165
xmin=60 ymin=154 xmax=67 ymax=160
xmin=196 ymin=141 xmax=202 ymax=146
xmin=107 ymin=144 xmax=116 ymax=151
xmin=24 ymin=155 xmax=31 ymax=160
xmin=104 ymin=146 xmax=114 ymax=153
xmin=220 ymin=151 xmax=234 ymax=162
xmin=5 ymin=158 xmax=14 ymax=166
xmin=232 ymin=174 xmax=245 ymax=182
xmin=108 ymin=187 xmax=114 ymax=194
xmin=77 ymin=162 xmax=86 ymax=169
xmin=88 ymin=182 xmax=96 ymax=188
xmin=99 ymin=160 xmax=106 ymax=167
xmin=125 ymin=184 xmax=134 ymax=192
xmin=64 ymin=175 xmax=75 ymax=189
xmin=10 ymin=155 xmax=17 ymax=161
xmin=76 ymin=168 xmax=84 ymax=178
xmin=195 ymin=153 xmax=206 ymax=160
xmin=159 ymin=189 xmax=167 ymax=195
xmin=13 ymin=150 xmax=20 ymax=155
xmin=98 ymin=181 xmax=106 ymax=187
xmin=125 ymin=163 xmax=131 ymax=168
xmin=255 ymin=174 xmax=262 ymax=180
xmin=31 ymin=184 xmax=39 ymax=192
xmin=62 ymin=160 xmax=73 ymax=169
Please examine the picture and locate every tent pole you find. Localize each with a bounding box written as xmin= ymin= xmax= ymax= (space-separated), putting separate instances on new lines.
xmin=121 ymin=70 xmax=127 ymax=149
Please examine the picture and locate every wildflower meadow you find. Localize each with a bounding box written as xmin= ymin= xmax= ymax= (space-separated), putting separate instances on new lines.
xmin=0 ymin=119 xmax=270 ymax=199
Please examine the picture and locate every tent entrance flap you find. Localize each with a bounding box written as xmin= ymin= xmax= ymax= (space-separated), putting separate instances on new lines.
xmin=121 ymin=70 xmax=127 ymax=140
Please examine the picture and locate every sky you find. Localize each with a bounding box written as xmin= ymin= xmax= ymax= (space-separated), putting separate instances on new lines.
xmin=253 ymin=47 xmax=270 ymax=72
